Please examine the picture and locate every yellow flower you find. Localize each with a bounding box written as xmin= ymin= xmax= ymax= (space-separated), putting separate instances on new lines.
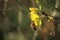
xmin=29 ymin=7 xmax=42 ymax=27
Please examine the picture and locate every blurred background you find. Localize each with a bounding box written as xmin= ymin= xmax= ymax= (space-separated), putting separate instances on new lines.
xmin=0 ymin=0 xmax=60 ymax=40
